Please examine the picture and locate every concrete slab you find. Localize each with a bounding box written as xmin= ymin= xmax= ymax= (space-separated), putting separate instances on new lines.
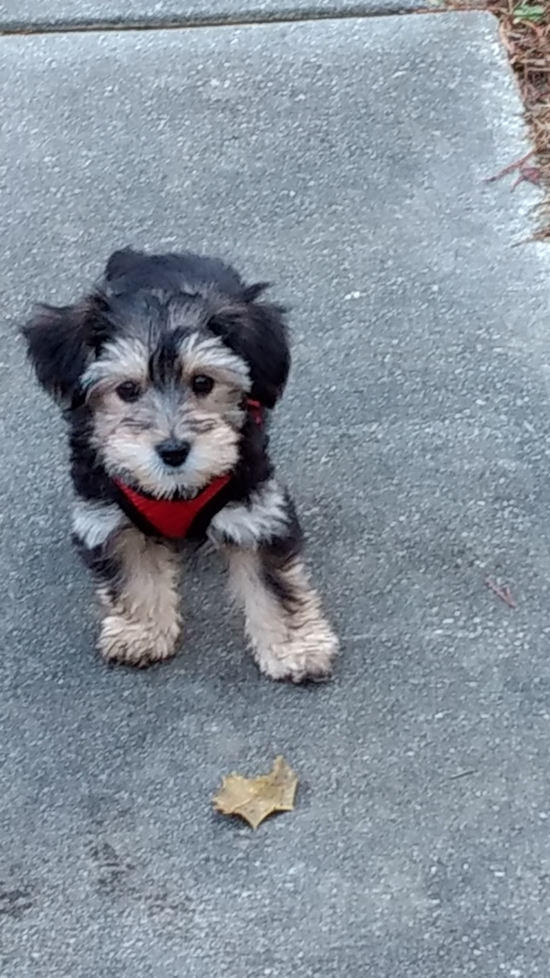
xmin=0 ymin=0 xmax=428 ymax=31
xmin=1 ymin=11 xmax=550 ymax=978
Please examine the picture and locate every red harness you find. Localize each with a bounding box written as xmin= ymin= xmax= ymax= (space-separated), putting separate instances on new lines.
xmin=114 ymin=400 xmax=263 ymax=540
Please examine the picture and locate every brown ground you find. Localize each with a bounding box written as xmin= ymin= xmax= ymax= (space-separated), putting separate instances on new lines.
xmin=449 ymin=1 xmax=550 ymax=238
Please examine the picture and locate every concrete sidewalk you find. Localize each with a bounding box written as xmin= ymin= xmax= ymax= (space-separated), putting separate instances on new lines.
xmin=1 ymin=10 xmax=550 ymax=978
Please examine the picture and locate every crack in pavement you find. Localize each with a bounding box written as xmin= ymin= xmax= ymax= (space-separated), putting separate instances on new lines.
xmin=0 ymin=3 xmax=439 ymax=37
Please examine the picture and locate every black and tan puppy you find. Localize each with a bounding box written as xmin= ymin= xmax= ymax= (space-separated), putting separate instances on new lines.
xmin=22 ymin=248 xmax=338 ymax=682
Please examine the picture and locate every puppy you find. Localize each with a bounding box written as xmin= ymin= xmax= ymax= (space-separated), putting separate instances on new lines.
xmin=22 ymin=248 xmax=338 ymax=682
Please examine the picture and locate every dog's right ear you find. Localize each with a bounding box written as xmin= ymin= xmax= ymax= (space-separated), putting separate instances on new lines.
xmin=104 ymin=247 xmax=144 ymax=283
xmin=21 ymin=295 xmax=106 ymax=406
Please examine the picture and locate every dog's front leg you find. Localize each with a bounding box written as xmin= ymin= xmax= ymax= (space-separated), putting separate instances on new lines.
xmin=73 ymin=502 xmax=181 ymax=667
xmin=96 ymin=526 xmax=181 ymax=667
xmin=95 ymin=526 xmax=181 ymax=667
xmin=227 ymin=545 xmax=338 ymax=683
xmin=210 ymin=481 xmax=338 ymax=682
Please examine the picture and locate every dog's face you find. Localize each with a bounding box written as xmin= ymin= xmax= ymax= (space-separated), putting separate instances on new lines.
xmin=83 ymin=326 xmax=252 ymax=496
xmin=22 ymin=249 xmax=290 ymax=497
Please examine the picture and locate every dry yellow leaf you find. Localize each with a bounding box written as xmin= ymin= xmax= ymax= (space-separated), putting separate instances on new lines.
xmin=213 ymin=756 xmax=299 ymax=830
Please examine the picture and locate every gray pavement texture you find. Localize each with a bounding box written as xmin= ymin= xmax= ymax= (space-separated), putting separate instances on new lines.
xmin=0 ymin=0 xmax=428 ymax=31
xmin=1 ymin=10 xmax=549 ymax=978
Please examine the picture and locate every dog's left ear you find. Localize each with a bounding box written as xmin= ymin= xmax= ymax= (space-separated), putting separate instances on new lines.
xmin=210 ymin=286 xmax=290 ymax=409
xmin=21 ymin=294 xmax=107 ymax=407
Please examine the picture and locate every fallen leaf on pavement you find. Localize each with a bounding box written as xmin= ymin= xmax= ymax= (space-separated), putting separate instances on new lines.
xmin=213 ymin=756 xmax=298 ymax=830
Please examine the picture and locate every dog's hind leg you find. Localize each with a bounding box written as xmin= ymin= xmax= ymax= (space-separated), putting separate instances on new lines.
xmin=94 ymin=526 xmax=181 ymax=668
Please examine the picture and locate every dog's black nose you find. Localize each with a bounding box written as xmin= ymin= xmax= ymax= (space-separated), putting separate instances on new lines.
xmin=156 ymin=438 xmax=191 ymax=468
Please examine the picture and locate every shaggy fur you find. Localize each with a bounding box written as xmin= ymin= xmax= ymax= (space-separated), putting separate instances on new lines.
xmin=22 ymin=248 xmax=338 ymax=682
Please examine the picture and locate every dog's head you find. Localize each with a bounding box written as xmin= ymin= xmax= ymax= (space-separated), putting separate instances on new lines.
xmin=22 ymin=248 xmax=289 ymax=497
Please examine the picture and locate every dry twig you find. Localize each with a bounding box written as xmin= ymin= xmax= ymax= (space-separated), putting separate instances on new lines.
xmin=485 ymin=577 xmax=517 ymax=608
xmin=486 ymin=149 xmax=534 ymax=182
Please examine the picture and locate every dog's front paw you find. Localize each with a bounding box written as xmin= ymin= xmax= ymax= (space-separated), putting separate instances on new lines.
xmin=98 ymin=615 xmax=179 ymax=668
xmin=255 ymin=619 xmax=339 ymax=684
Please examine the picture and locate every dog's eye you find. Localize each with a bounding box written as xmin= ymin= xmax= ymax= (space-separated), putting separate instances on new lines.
xmin=191 ymin=375 xmax=214 ymax=396
xmin=116 ymin=381 xmax=142 ymax=403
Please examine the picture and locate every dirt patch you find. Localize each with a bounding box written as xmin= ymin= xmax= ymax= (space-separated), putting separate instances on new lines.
xmin=449 ymin=1 xmax=550 ymax=238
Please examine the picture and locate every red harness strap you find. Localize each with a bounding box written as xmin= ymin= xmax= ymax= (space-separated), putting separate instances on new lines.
xmin=115 ymin=473 xmax=231 ymax=539
xmin=113 ymin=399 xmax=263 ymax=540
